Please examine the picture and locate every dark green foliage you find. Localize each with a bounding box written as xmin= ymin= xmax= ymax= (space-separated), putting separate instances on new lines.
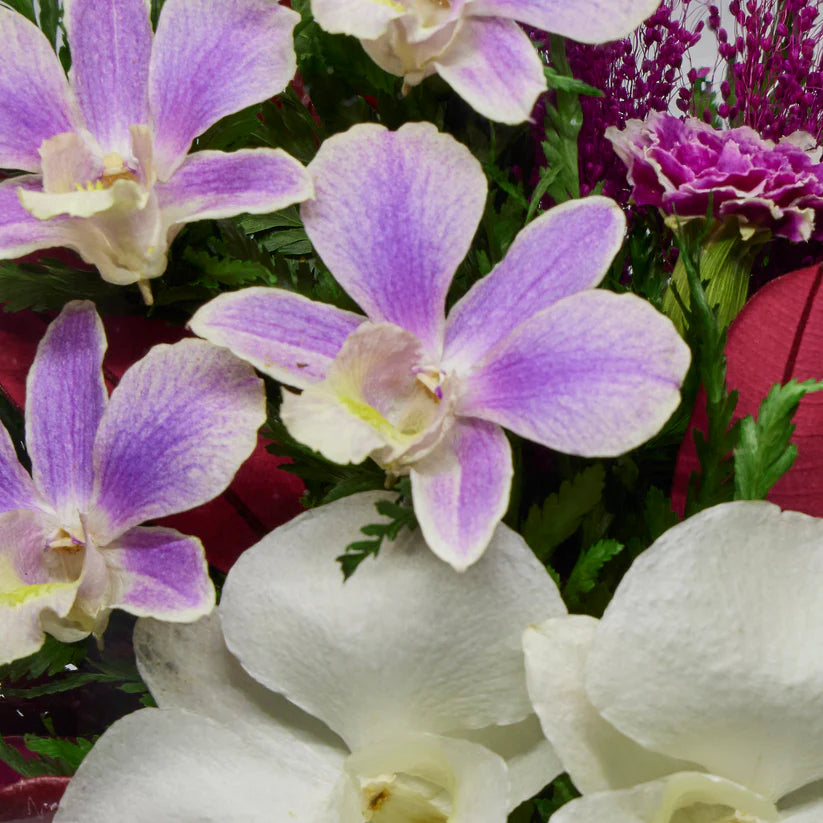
xmin=734 ymin=379 xmax=823 ymax=500
xmin=563 ymin=538 xmax=625 ymax=610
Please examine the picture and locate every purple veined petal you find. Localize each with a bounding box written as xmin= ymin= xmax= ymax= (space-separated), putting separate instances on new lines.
xmin=0 ymin=178 xmax=74 ymax=260
xmin=189 ymin=287 xmax=364 ymax=389
xmin=459 ymin=290 xmax=691 ymax=456
xmin=0 ymin=509 xmax=79 ymax=665
xmin=156 ymin=148 xmax=313 ymax=228
xmin=465 ymin=0 xmax=664 ymax=43
xmin=310 ymin=0 xmax=405 ymax=38
xmin=63 ymin=0 xmax=152 ymax=157
xmin=25 ymin=301 xmax=108 ymax=522
xmin=443 ymin=197 xmax=626 ymax=373
xmin=0 ymin=424 xmax=39 ymax=514
xmin=90 ymin=339 xmax=265 ymax=545
xmin=149 ymin=0 xmax=300 ymax=180
xmin=410 ymin=417 xmax=512 ymax=571
xmin=0 ymin=8 xmax=79 ymax=173
xmin=103 ymin=526 xmax=214 ymax=620
xmin=302 ymin=122 xmax=486 ymax=355
xmin=432 ymin=16 xmax=546 ymax=125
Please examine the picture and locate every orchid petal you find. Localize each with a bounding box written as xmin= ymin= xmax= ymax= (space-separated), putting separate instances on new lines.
xmin=64 ymin=0 xmax=152 ymax=156
xmin=0 ymin=425 xmax=39 ymax=514
xmin=460 ymin=291 xmax=690 ymax=456
xmin=443 ymin=197 xmax=626 ymax=373
xmin=465 ymin=0 xmax=664 ymax=43
xmin=26 ymin=301 xmax=107 ymax=520
xmin=345 ymin=734 xmax=509 ymax=823
xmin=156 ymin=149 xmax=313 ymax=227
xmin=410 ymin=417 xmax=513 ymax=570
xmin=221 ymin=492 xmax=565 ymax=751
xmin=586 ymin=501 xmax=823 ymax=801
xmin=133 ymin=615 xmax=347 ymax=759
xmin=102 ymin=526 xmax=214 ymax=621
xmin=523 ymin=616 xmax=693 ymax=795
xmin=53 ymin=707 xmax=345 ymax=823
xmin=0 ymin=510 xmax=77 ymax=665
xmin=782 ymin=783 xmax=823 ymax=823
xmin=433 ymin=17 xmax=545 ymax=125
xmin=148 ymin=0 xmax=299 ymax=179
xmin=310 ymin=0 xmax=405 ymax=38
xmin=20 ymin=177 xmax=148 ymax=220
xmin=456 ymin=716 xmax=563 ymax=807
xmin=549 ymin=773 xmax=779 ymax=823
xmin=0 ymin=8 xmax=78 ymax=172
xmin=0 ymin=177 xmax=71 ymax=260
xmin=90 ymin=339 xmax=265 ymax=544
xmin=301 ymin=122 xmax=486 ymax=354
xmin=189 ymin=288 xmax=363 ymax=389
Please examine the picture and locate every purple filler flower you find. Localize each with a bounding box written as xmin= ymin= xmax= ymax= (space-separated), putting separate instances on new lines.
xmin=0 ymin=0 xmax=312 ymax=303
xmin=607 ymin=111 xmax=823 ymax=242
xmin=310 ymin=0 xmax=664 ymax=125
xmin=191 ymin=123 xmax=690 ymax=571
xmin=0 ymin=301 xmax=265 ymax=664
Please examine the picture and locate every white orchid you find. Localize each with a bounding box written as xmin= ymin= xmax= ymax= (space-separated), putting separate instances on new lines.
xmin=55 ymin=492 xmax=566 ymax=822
xmin=523 ymin=501 xmax=823 ymax=823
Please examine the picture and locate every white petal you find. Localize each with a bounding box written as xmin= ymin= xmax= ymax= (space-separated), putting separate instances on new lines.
xmin=523 ymin=616 xmax=691 ymax=794
xmin=586 ymin=501 xmax=823 ymax=800
xmin=221 ymin=492 xmax=565 ymax=750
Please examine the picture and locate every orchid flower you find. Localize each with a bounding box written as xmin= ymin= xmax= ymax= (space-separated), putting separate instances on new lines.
xmin=523 ymin=501 xmax=823 ymax=823
xmin=54 ymin=492 xmax=566 ymax=823
xmin=309 ymin=0 xmax=664 ymax=123
xmin=191 ymin=122 xmax=690 ymax=570
xmin=0 ymin=301 xmax=265 ymax=664
xmin=0 ymin=0 xmax=313 ymax=304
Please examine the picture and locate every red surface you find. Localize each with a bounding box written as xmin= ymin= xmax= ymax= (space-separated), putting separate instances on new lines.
xmin=0 ymin=776 xmax=69 ymax=821
xmin=0 ymin=308 xmax=304 ymax=571
xmin=673 ymin=264 xmax=823 ymax=515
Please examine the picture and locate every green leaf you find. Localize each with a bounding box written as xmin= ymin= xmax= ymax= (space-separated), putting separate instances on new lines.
xmin=23 ymin=736 xmax=96 ymax=774
xmin=3 ymin=0 xmax=37 ymax=23
xmin=563 ymin=538 xmax=624 ymax=609
xmin=543 ymin=66 xmax=603 ymax=97
xmin=0 ymin=635 xmax=88 ymax=684
xmin=734 ymin=379 xmax=823 ymax=500
xmin=0 ymin=736 xmax=47 ymax=778
xmin=522 ymin=464 xmax=606 ymax=562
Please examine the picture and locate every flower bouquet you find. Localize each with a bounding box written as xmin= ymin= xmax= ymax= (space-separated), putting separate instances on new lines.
xmin=1 ymin=1 xmax=823 ymax=822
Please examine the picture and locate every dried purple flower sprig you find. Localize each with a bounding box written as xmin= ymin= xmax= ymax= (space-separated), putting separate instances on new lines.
xmin=706 ymin=0 xmax=823 ymax=142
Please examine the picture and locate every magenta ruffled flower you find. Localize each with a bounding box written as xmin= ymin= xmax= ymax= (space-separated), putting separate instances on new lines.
xmin=607 ymin=112 xmax=823 ymax=242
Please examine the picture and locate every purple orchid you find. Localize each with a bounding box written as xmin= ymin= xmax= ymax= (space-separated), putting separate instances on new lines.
xmin=310 ymin=0 xmax=665 ymax=124
xmin=191 ymin=123 xmax=690 ymax=571
xmin=0 ymin=0 xmax=312 ymax=303
xmin=0 ymin=301 xmax=265 ymax=664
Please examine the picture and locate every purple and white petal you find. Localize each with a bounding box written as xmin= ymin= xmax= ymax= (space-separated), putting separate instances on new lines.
xmin=0 ymin=510 xmax=79 ymax=665
xmin=0 ymin=8 xmax=78 ymax=172
xmin=410 ymin=418 xmax=513 ymax=570
xmin=90 ymin=339 xmax=265 ymax=544
xmin=189 ymin=287 xmax=364 ymax=388
xmin=103 ymin=526 xmax=213 ymax=620
xmin=0 ymin=177 xmax=72 ymax=260
xmin=465 ymin=0 xmax=664 ymax=43
xmin=64 ymin=0 xmax=152 ymax=157
xmin=310 ymin=0 xmax=405 ymax=38
xmin=302 ymin=122 xmax=487 ymax=355
xmin=26 ymin=301 xmax=107 ymax=521
xmin=433 ymin=17 xmax=546 ymax=125
xmin=148 ymin=0 xmax=299 ymax=179
xmin=459 ymin=291 xmax=690 ymax=457
xmin=443 ymin=197 xmax=626 ymax=373
xmin=0 ymin=425 xmax=40 ymax=514
xmin=156 ymin=149 xmax=313 ymax=227
xmin=221 ymin=492 xmax=564 ymax=750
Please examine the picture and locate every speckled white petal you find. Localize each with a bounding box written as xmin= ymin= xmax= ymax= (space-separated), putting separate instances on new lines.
xmin=587 ymin=501 xmax=823 ymax=801
xmin=523 ymin=616 xmax=692 ymax=794
xmin=221 ymin=492 xmax=565 ymax=751
xmin=310 ymin=0 xmax=405 ymax=38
